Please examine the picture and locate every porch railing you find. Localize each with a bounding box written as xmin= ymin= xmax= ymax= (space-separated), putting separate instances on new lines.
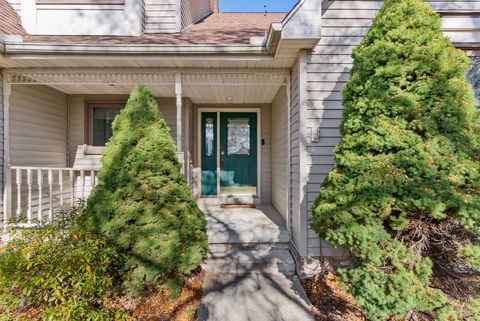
xmin=5 ymin=166 xmax=99 ymax=224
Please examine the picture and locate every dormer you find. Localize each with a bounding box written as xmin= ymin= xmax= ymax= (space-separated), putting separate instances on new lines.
xmin=7 ymin=0 xmax=216 ymax=36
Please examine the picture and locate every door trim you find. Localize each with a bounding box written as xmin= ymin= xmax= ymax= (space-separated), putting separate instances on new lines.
xmin=197 ymin=107 xmax=261 ymax=200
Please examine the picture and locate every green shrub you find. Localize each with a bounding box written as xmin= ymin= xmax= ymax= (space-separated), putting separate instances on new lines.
xmin=311 ymin=0 xmax=480 ymax=320
xmin=83 ymin=84 xmax=207 ymax=296
xmin=0 ymin=208 xmax=130 ymax=321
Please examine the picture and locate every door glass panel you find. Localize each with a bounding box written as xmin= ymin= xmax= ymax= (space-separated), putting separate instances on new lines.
xmin=205 ymin=118 xmax=215 ymax=157
xmin=227 ymin=118 xmax=250 ymax=156
xmin=92 ymin=107 xmax=121 ymax=146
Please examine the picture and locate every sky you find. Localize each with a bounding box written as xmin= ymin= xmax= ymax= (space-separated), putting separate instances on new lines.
xmin=219 ymin=0 xmax=298 ymax=12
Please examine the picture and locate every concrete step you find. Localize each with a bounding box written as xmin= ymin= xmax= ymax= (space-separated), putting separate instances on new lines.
xmin=203 ymin=248 xmax=296 ymax=275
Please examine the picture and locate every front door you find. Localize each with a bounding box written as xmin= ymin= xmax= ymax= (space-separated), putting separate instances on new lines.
xmin=200 ymin=112 xmax=258 ymax=197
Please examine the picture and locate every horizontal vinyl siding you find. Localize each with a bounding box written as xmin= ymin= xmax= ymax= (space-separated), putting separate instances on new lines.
xmin=261 ymin=104 xmax=271 ymax=203
xmin=144 ymin=0 xmax=178 ymax=33
xmin=10 ymin=85 xmax=69 ymax=219
xmin=304 ymin=0 xmax=380 ymax=257
xmin=270 ymin=87 xmax=288 ymax=222
xmin=69 ymin=96 xmax=182 ymax=170
xmin=10 ymin=85 xmax=67 ymax=167
xmin=181 ymin=0 xmax=210 ymax=29
xmin=0 ymin=72 xmax=4 ymax=219
xmin=290 ymin=58 xmax=302 ymax=252
xmin=303 ymin=0 xmax=480 ymax=257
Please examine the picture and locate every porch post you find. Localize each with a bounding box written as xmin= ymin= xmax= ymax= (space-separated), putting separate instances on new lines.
xmin=175 ymin=73 xmax=184 ymax=175
xmin=286 ymin=75 xmax=292 ymax=232
xmin=2 ymin=72 xmax=11 ymax=224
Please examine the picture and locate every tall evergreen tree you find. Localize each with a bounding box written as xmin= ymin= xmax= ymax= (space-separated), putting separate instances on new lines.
xmin=84 ymin=85 xmax=207 ymax=295
xmin=311 ymin=0 xmax=480 ymax=319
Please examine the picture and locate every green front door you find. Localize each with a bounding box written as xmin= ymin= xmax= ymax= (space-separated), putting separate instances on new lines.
xmin=219 ymin=112 xmax=257 ymax=195
xmin=201 ymin=111 xmax=258 ymax=196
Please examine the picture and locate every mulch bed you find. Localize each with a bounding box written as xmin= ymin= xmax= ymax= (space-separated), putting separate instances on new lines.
xmin=301 ymin=273 xmax=367 ymax=321
xmin=108 ymin=269 xmax=205 ymax=321
xmin=6 ymin=270 xmax=204 ymax=321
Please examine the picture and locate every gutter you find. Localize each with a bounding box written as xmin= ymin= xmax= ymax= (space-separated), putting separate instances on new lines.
xmin=3 ymin=42 xmax=270 ymax=56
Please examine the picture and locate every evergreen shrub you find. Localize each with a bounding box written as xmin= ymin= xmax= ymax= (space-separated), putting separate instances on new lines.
xmin=84 ymin=84 xmax=207 ymax=295
xmin=311 ymin=0 xmax=480 ymax=320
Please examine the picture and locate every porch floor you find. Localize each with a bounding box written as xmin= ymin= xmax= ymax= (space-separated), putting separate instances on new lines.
xmin=198 ymin=202 xmax=291 ymax=244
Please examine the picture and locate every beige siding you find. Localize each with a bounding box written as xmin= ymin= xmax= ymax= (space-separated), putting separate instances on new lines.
xmin=10 ymin=85 xmax=69 ymax=219
xmin=0 ymin=72 xmax=4 ymax=218
xmin=302 ymin=0 xmax=479 ymax=257
xmin=69 ymin=96 xmax=185 ymax=169
xmin=181 ymin=0 xmax=211 ymax=29
xmin=270 ymin=87 xmax=288 ymax=222
xmin=144 ymin=0 xmax=179 ymax=33
xmin=290 ymin=57 xmax=303 ymax=253
xmin=261 ymin=104 xmax=271 ymax=203
xmin=10 ymin=85 xmax=67 ymax=167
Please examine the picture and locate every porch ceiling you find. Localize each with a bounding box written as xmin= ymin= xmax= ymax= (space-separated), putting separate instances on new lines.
xmin=5 ymin=69 xmax=288 ymax=104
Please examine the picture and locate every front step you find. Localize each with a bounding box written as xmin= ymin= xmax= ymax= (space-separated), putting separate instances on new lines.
xmin=203 ymin=247 xmax=296 ymax=275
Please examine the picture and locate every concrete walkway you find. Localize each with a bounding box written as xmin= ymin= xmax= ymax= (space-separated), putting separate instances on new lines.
xmin=197 ymin=203 xmax=313 ymax=321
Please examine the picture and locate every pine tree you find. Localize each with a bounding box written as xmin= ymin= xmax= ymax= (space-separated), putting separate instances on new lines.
xmin=311 ymin=0 xmax=480 ymax=319
xmin=83 ymin=84 xmax=207 ymax=295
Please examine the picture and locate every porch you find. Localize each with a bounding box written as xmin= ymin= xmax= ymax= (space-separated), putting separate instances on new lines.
xmin=1 ymin=68 xmax=292 ymax=230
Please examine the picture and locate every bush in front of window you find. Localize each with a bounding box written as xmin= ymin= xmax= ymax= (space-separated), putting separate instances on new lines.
xmin=83 ymin=84 xmax=207 ymax=296
xmin=311 ymin=0 xmax=480 ymax=320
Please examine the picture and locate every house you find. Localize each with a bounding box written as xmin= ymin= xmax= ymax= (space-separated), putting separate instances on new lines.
xmin=0 ymin=0 xmax=477 ymax=274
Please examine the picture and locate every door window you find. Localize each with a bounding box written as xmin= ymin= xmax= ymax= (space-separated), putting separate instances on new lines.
xmin=227 ymin=118 xmax=250 ymax=156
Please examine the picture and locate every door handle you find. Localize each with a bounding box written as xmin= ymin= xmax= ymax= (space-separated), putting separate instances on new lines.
xmin=220 ymin=150 xmax=225 ymax=169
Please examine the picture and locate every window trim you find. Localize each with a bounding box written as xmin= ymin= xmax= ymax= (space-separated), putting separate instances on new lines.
xmin=85 ymin=101 xmax=125 ymax=147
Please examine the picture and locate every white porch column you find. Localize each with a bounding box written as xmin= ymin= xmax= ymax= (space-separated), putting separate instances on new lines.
xmin=2 ymin=72 xmax=11 ymax=224
xmin=175 ymin=73 xmax=184 ymax=175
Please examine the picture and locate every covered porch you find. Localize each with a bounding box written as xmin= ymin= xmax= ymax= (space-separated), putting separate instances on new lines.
xmin=1 ymin=68 xmax=292 ymax=230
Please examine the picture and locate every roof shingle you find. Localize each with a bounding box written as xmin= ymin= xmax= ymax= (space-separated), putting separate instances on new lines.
xmin=0 ymin=0 xmax=26 ymax=36
xmin=23 ymin=13 xmax=286 ymax=45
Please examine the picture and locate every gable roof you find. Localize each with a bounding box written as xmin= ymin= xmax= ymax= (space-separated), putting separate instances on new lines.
xmin=0 ymin=0 xmax=26 ymax=36
xmin=20 ymin=13 xmax=286 ymax=45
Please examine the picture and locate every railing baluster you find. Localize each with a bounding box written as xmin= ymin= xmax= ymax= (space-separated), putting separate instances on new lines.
xmin=59 ymin=170 xmax=64 ymax=210
xmin=90 ymin=170 xmax=95 ymax=188
xmin=16 ymin=168 xmax=22 ymax=218
xmin=27 ymin=169 xmax=32 ymax=224
xmin=69 ymin=170 xmax=74 ymax=207
xmin=80 ymin=170 xmax=85 ymax=200
xmin=48 ymin=170 xmax=53 ymax=222
xmin=38 ymin=169 xmax=43 ymax=223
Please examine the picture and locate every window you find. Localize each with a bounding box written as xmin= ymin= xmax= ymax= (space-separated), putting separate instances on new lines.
xmin=467 ymin=56 xmax=480 ymax=108
xmin=227 ymin=118 xmax=250 ymax=156
xmin=91 ymin=106 xmax=122 ymax=146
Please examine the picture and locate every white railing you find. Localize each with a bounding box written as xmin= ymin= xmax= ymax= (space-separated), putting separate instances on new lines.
xmin=5 ymin=166 xmax=99 ymax=224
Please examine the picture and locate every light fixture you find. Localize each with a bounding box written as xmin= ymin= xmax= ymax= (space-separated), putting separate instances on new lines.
xmin=226 ymin=97 xmax=233 ymax=102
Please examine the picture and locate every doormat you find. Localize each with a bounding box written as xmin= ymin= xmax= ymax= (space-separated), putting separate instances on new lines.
xmin=220 ymin=204 xmax=255 ymax=209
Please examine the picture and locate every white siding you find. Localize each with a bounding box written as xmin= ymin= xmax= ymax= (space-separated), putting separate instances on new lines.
xmin=144 ymin=0 xmax=179 ymax=33
xmin=270 ymin=87 xmax=288 ymax=223
xmin=181 ymin=0 xmax=210 ymax=29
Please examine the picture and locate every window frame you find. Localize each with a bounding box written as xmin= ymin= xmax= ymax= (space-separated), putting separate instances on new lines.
xmin=85 ymin=101 xmax=125 ymax=147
